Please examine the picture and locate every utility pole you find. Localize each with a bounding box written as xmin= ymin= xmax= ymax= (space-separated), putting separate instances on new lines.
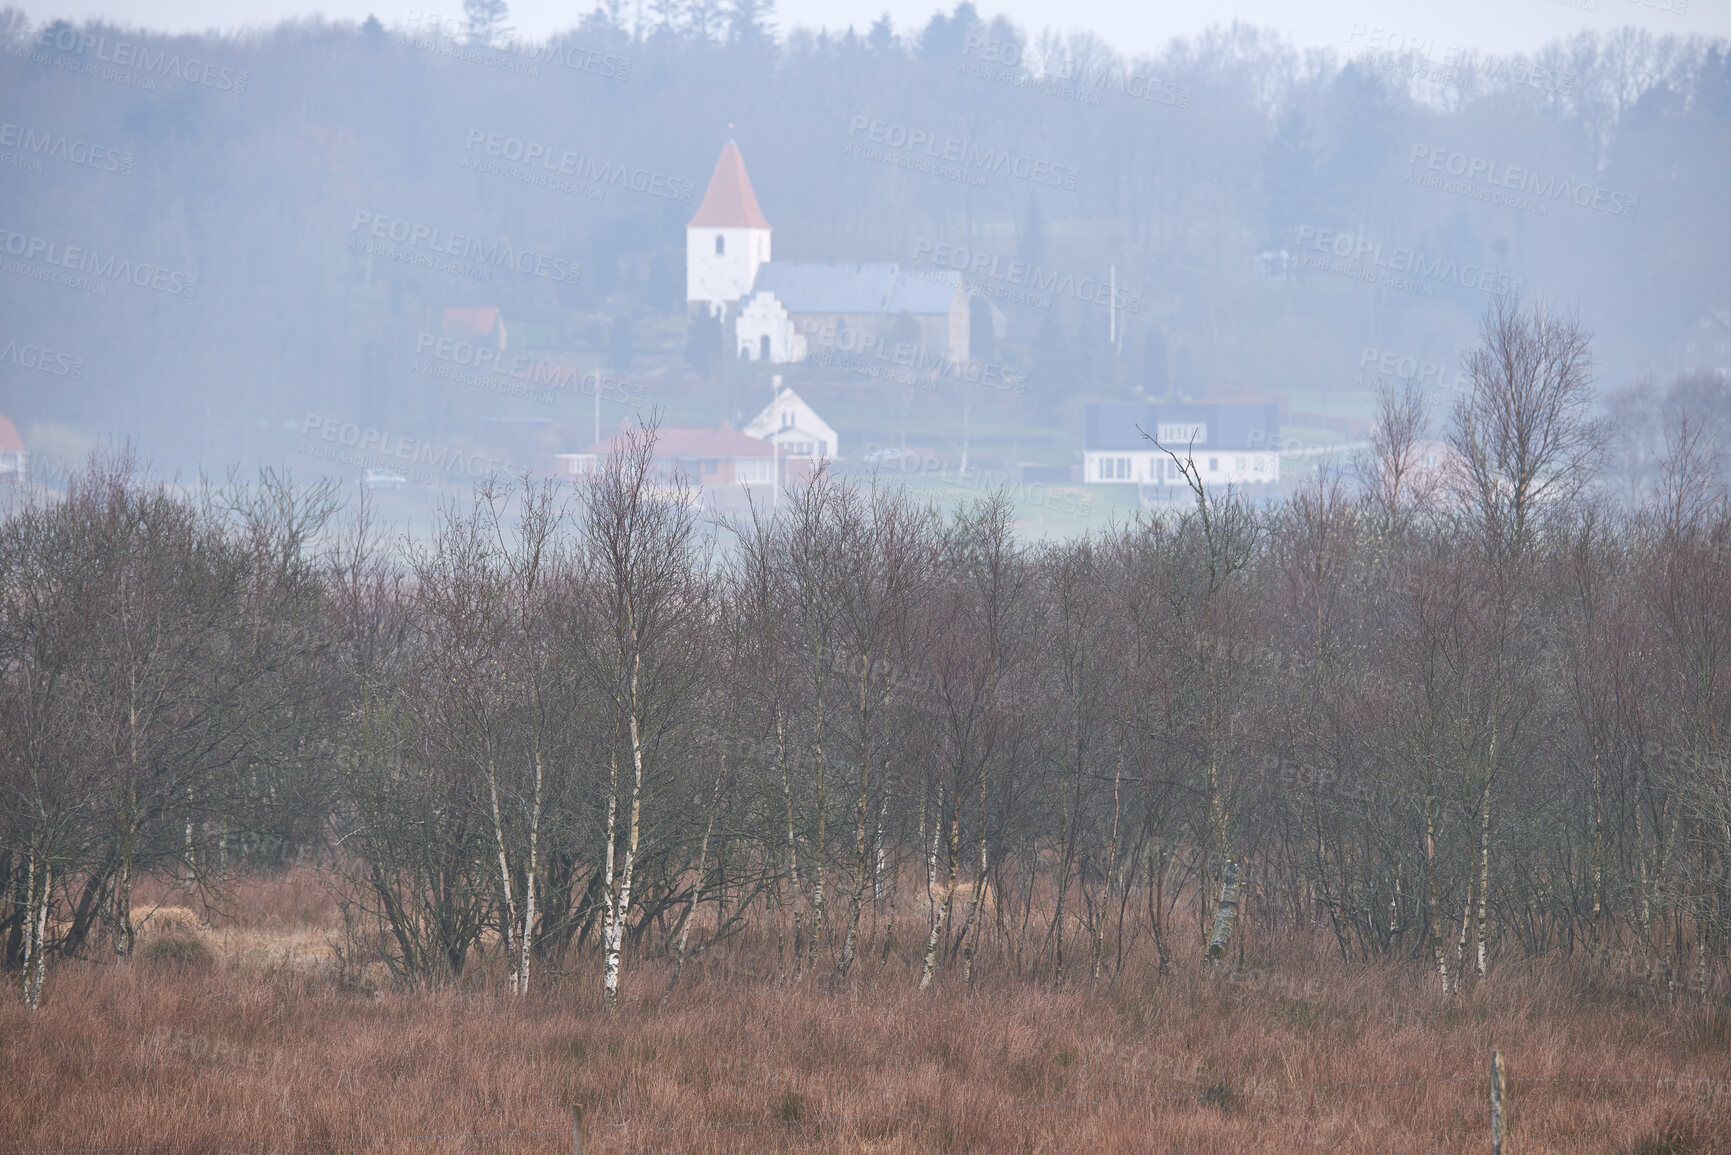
xmin=1109 ymin=264 xmax=1116 ymax=348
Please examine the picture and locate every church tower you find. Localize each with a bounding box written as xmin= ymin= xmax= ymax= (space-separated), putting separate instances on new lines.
xmin=686 ymin=141 xmax=771 ymax=316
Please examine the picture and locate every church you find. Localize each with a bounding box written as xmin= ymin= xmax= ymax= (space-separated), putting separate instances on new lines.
xmin=686 ymin=141 xmax=999 ymax=366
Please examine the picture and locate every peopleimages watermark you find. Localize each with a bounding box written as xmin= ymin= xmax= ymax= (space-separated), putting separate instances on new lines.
xmin=1292 ymin=225 xmax=1523 ymax=299
xmin=460 ymin=129 xmax=694 ymax=205
xmin=0 ymin=227 xmax=198 ymax=298
xmin=845 ymin=115 xmax=1079 ymax=191
xmin=959 ymin=33 xmax=1191 ymax=109
xmin=0 ymin=336 xmax=85 ymax=378
xmin=1355 ymin=345 xmax=1469 ymax=394
xmin=411 ymin=332 xmax=648 ymax=406
xmin=862 ymin=444 xmax=1093 ymax=516
xmin=399 ymin=19 xmax=540 ymax=77
xmin=347 ymin=211 xmax=580 ymax=285
xmin=1406 ymin=144 xmax=1638 ymax=220
xmin=150 ymin=1026 xmax=300 ymax=1071
xmin=20 ymin=25 xmax=249 ymax=93
xmin=401 ymin=10 xmax=632 ymax=81
xmin=956 ymin=37 xmax=1100 ymax=107
xmin=523 ymin=364 xmax=648 ymax=405
xmin=1345 ymin=25 xmax=1575 ymax=96
xmin=0 ymin=121 xmax=132 ymax=177
xmin=298 ymin=413 xmax=518 ymax=486
xmin=910 ymin=239 xmax=1141 ymax=314
xmin=801 ymin=319 xmax=1026 ymax=395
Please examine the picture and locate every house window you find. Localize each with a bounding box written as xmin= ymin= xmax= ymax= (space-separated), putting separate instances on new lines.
xmin=701 ymin=458 xmax=718 ymax=473
xmin=1157 ymin=422 xmax=1206 ymax=444
xmin=1208 ymin=457 xmax=1219 ymax=472
xmin=817 ymin=441 xmax=827 ymax=456
xmin=715 ymin=234 xmax=725 ymax=255
xmin=1253 ymin=456 xmax=1264 ymax=472
xmin=1235 ymin=456 xmax=1247 ymax=472
xmin=736 ymin=457 xmax=774 ymax=482
xmin=1117 ymin=457 xmax=1130 ymax=479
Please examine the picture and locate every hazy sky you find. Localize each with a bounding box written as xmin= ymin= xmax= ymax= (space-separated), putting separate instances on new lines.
xmin=13 ymin=0 xmax=1723 ymax=57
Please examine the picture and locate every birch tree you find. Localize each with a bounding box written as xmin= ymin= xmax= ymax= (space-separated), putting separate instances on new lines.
xmin=581 ymin=422 xmax=705 ymax=1006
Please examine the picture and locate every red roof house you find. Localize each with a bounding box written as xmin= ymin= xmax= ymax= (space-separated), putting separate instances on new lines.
xmin=554 ymin=425 xmax=813 ymax=490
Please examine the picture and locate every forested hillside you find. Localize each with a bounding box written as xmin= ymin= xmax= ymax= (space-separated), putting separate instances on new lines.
xmin=1 ymin=5 xmax=1727 ymax=480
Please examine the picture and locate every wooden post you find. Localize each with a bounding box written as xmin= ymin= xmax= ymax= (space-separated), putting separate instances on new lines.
xmin=1490 ymin=1050 xmax=1506 ymax=1155
xmin=572 ymin=1102 xmax=586 ymax=1155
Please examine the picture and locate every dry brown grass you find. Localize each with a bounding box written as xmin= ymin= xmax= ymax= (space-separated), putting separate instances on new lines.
xmin=3 ymin=868 xmax=1729 ymax=1153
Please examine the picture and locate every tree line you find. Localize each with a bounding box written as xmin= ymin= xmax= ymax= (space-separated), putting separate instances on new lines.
xmin=3 ymin=299 xmax=1728 ymax=1009
xmin=3 ymin=5 xmax=1728 ymax=473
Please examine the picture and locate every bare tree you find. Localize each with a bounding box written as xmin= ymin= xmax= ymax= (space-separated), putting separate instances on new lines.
xmin=580 ymin=421 xmax=706 ymax=1007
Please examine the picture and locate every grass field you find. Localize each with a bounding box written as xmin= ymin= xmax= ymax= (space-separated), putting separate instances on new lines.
xmin=3 ymin=867 xmax=1727 ymax=1153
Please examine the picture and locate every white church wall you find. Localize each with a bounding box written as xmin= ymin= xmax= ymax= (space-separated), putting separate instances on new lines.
xmin=735 ymin=292 xmax=805 ymax=362
xmin=687 ymin=226 xmax=771 ymax=313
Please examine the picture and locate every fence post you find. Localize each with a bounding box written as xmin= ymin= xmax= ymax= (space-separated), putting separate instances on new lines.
xmin=572 ymin=1102 xmax=586 ymax=1155
xmin=1490 ymin=1050 xmax=1506 ymax=1155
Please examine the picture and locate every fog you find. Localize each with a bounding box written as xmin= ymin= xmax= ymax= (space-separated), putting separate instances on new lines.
xmin=5 ymin=9 xmax=1731 ymax=1144
xmin=0 ymin=1 xmax=1724 ymax=530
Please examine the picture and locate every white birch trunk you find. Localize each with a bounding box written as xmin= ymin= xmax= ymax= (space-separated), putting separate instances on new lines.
xmin=918 ymin=785 xmax=944 ymax=990
xmin=517 ymin=750 xmax=543 ymax=996
xmin=604 ymin=652 xmax=647 ymax=1007
xmin=1476 ymin=784 xmax=1491 ymax=978
xmin=24 ymin=853 xmax=50 ymax=1010
xmin=601 ymin=732 xmax=620 ymax=996
xmin=1427 ymin=796 xmax=1450 ymax=995
xmin=1206 ymin=859 xmax=1240 ymax=962
xmin=487 ymin=755 xmax=520 ymax=991
xmin=921 ymin=792 xmax=961 ymax=992
xmin=809 ymin=647 xmax=826 ymax=974
xmin=837 ymin=653 xmax=873 ymax=976
xmin=872 ymin=793 xmax=888 ymax=906
xmin=776 ymin=706 xmax=802 ymax=980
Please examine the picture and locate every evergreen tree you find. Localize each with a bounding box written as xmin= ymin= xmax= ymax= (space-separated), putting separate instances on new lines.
xmin=867 ymin=13 xmax=897 ymax=55
xmin=728 ymin=0 xmax=776 ymax=46
xmin=463 ymin=0 xmax=511 ymax=46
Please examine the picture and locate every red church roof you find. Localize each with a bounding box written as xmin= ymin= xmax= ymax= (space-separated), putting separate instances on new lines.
xmin=0 ymin=414 xmax=24 ymax=453
xmin=688 ymin=141 xmax=770 ymax=230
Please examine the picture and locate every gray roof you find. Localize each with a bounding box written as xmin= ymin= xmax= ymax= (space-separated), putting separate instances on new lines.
xmin=751 ymin=263 xmax=959 ymax=316
xmin=1085 ymin=403 xmax=1280 ymax=452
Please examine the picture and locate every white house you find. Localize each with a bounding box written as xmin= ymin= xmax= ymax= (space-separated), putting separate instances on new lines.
xmin=1084 ymin=402 xmax=1281 ymax=493
xmin=686 ymin=141 xmax=772 ymax=317
xmin=743 ymin=382 xmax=837 ymax=464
